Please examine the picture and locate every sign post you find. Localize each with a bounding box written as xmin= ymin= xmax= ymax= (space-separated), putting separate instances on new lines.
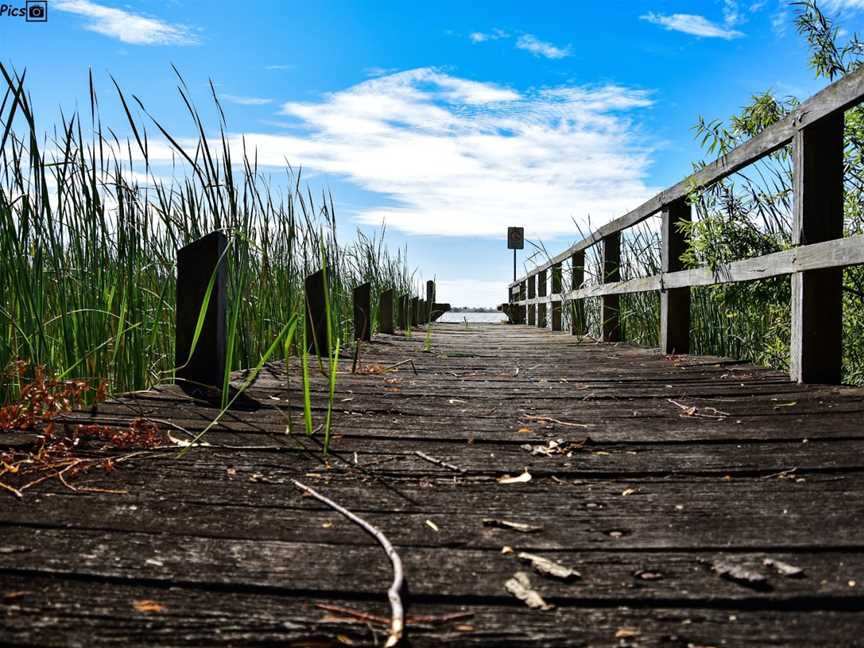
xmin=507 ymin=227 xmax=524 ymax=282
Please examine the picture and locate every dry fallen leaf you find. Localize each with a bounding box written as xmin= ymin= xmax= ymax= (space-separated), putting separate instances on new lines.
xmin=501 ymin=546 xmax=514 ymax=555
xmin=504 ymin=571 xmax=554 ymax=610
xmin=517 ymin=427 xmax=534 ymax=434
xmin=763 ymin=558 xmax=805 ymax=578
xmin=517 ymin=552 xmax=581 ymax=581
xmin=621 ymin=488 xmax=636 ymax=496
xmin=497 ymin=469 xmax=532 ymax=485
xmin=615 ymin=627 xmax=640 ymax=638
xmin=133 ymin=599 xmax=167 ymax=613
xmin=425 ymin=519 xmax=440 ymax=532
xmin=710 ymin=559 xmax=770 ymax=589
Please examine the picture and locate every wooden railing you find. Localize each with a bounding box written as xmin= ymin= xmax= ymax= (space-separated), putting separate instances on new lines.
xmin=173 ymin=231 xmax=450 ymax=387
xmin=508 ymin=66 xmax=864 ymax=385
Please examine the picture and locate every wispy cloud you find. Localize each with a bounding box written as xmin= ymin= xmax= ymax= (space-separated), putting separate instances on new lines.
xmin=54 ymin=0 xmax=199 ymax=45
xmin=169 ymin=68 xmax=656 ymax=239
xmin=641 ymin=11 xmax=744 ymax=39
xmin=469 ymin=28 xmax=508 ymax=43
xmin=264 ymin=64 xmax=294 ymax=71
xmin=515 ymin=34 xmax=572 ymax=58
xmin=821 ymin=0 xmax=864 ymax=10
xmin=221 ymin=94 xmax=273 ymax=106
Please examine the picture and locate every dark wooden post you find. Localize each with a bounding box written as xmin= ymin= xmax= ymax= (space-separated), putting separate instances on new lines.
xmin=791 ymin=113 xmax=845 ymax=383
xmin=527 ymin=273 xmax=536 ymax=325
xmin=419 ymin=299 xmax=427 ymax=324
xmin=379 ymin=288 xmax=394 ymax=334
xmin=400 ymin=295 xmax=410 ymax=330
xmin=411 ymin=296 xmax=419 ymax=327
xmin=537 ymin=269 xmax=547 ymax=328
xmin=175 ymin=231 xmax=227 ymax=387
xmin=426 ymin=280 xmax=436 ymax=307
xmin=305 ymin=269 xmax=329 ymax=356
xmin=601 ymin=233 xmax=621 ymax=342
xmin=661 ymin=199 xmax=691 ymax=354
xmin=519 ymin=280 xmax=527 ymax=324
xmin=551 ymin=262 xmax=562 ymax=331
xmin=353 ymin=282 xmax=371 ymax=342
xmin=571 ymin=250 xmax=586 ymax=336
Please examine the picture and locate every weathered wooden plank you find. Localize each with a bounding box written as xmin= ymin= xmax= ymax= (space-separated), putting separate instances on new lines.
xmin=5 ymin=574 xmax=864 ymax=648
xmin=175 ymin=231 xmax=227 ymax=387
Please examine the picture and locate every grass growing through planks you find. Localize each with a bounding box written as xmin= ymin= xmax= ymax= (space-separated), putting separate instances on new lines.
xmin=0 ymin=64 xmax=416 ymax=450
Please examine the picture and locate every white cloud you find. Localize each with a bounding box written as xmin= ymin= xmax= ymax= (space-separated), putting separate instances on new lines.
xmin=221 ymin=94 xmax=273 ymax=106
xmin=265 ymin=64 xmax=294 ymax=71
xmin=469 ymin=28 xmax=509 ymax=43
xmin=515 ymin=34 xmax=572 ymax=59
xmin=167 ymin=67 xmax=653 ymax=240
xmin=821 ymin=0 xmax=864 ymax=10
xmin=55 ymin=0 xmax=199 ymax=45
xmin=641 ymin=12 xmax=744 ymax=39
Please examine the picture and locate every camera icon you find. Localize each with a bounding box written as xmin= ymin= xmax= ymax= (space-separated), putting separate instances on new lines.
xmin=26 ymin=0 xmax=47 ymax=22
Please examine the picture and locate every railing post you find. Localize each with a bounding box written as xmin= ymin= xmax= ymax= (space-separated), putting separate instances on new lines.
xmin=353 ymin=282 xmax=371 ymax=342
xmin=601 ymin=233 xmax=621 ymax=342
xmin=791 ymin=113 xmax=845 ymax=383
xmin=400 ymin=295 xmax=410 ymax=330
xmin=571 ymin=250 xmax=586 ymax=336
xmin=661 ymin=198 xmax=691 ymax=354
xmin=426 ymin=280 xmax=436 ymax=307
xmin=305 ymin=269 xmax=329 ymax=356
xmin=379 ymin=288 xmax=394 ymax=334
xmin=175 ymin=231 xmax=227 ymax=387
xmin=419 ymin=299 xmax=427 ymax=324
xmin=537 ymin=269 xmax=547 ymax=328
xmin=551 ymin=262 xmax=562 ymax=331
xmin=411 ymin=296 xmax=419 ymax=327
xmin=527 ymin=273 xmax=536 ymax=325
xmin=519 ymin=280 xmax=527 ymax=324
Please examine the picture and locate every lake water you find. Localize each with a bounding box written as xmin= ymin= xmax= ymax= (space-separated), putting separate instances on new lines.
xmin=437 ymin=311 xmax=507 ymax=324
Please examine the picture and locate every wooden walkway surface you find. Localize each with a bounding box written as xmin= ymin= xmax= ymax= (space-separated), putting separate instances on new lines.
xmin=3 ymin=323 xmax=864 ymax=646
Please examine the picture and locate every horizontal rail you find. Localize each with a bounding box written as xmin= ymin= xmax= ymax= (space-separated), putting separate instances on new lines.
xmin=510 ymin=234 xmax=864 ymax=305
xmin=510 ymin=64 xmax=864 ymax=289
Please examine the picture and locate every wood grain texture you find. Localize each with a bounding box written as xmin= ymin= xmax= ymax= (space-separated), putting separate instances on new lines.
xmin=4 ymin=324 xmax=864 ymax=646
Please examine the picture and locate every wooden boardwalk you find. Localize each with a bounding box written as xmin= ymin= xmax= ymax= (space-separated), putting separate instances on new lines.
xmin=3 ymin=323 xmax=864 ymax=646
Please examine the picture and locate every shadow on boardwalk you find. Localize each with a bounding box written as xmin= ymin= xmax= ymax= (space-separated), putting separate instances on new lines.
xmin=3 ymin=323 xmax=864 ymax=646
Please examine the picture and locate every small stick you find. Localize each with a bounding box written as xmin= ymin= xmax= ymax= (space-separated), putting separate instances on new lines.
xmin=292 ymin=480 xmax=405 ymax=647
xmin=414 ymin=450 xmax=466 ymax=473
xmin=520 ymin=414 xmax=591 ymax=429
xmin=315 ymin=603 xmax=390 ymax=626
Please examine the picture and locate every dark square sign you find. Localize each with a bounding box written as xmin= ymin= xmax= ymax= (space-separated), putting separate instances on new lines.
xmin=507 ymin=227 xmax=524 ymax=250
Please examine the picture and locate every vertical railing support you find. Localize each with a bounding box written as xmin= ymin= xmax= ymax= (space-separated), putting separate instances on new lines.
xmin=527 ymin=273 xmax=536 ymax=325
xmin=601 ymin=233 xmax=621 ymax=342
xmin=305 ymin=269 xmax=329 ymax=356
xmin=411 ymin=296 xmax=419 ymax=327
xmin=551 ymin=262 xmax=562 ymax=331
xmin=175 ymin=231 xmax=227 ymax=387
xmin=426 ymin=280 xmax=436 ymax=309
xmin=660 ymin=198 xmax=691 ymax=354
xmin=400 ymin=295 xmax=410 ymax=330
xmin=379 ymin=289 xmax=394 ymax=334
xmin=537 ymin=269 xmax=548 ymax=328
xmin=791 ymin=113 xmax=845 ymax=383
xmin=519 ymin=280 xmax=527 ymax=324
xmin=353 ymin=282 xmax=371 ymax=342
xmin=419 ymin=299 xmax=427 ymax=324
xmin=571 ymin=250 xmax=586 ymax=336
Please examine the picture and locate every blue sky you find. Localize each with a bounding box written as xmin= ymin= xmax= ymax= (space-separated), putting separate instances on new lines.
xmin=3 ymin=0 xmax=864 ymax=306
